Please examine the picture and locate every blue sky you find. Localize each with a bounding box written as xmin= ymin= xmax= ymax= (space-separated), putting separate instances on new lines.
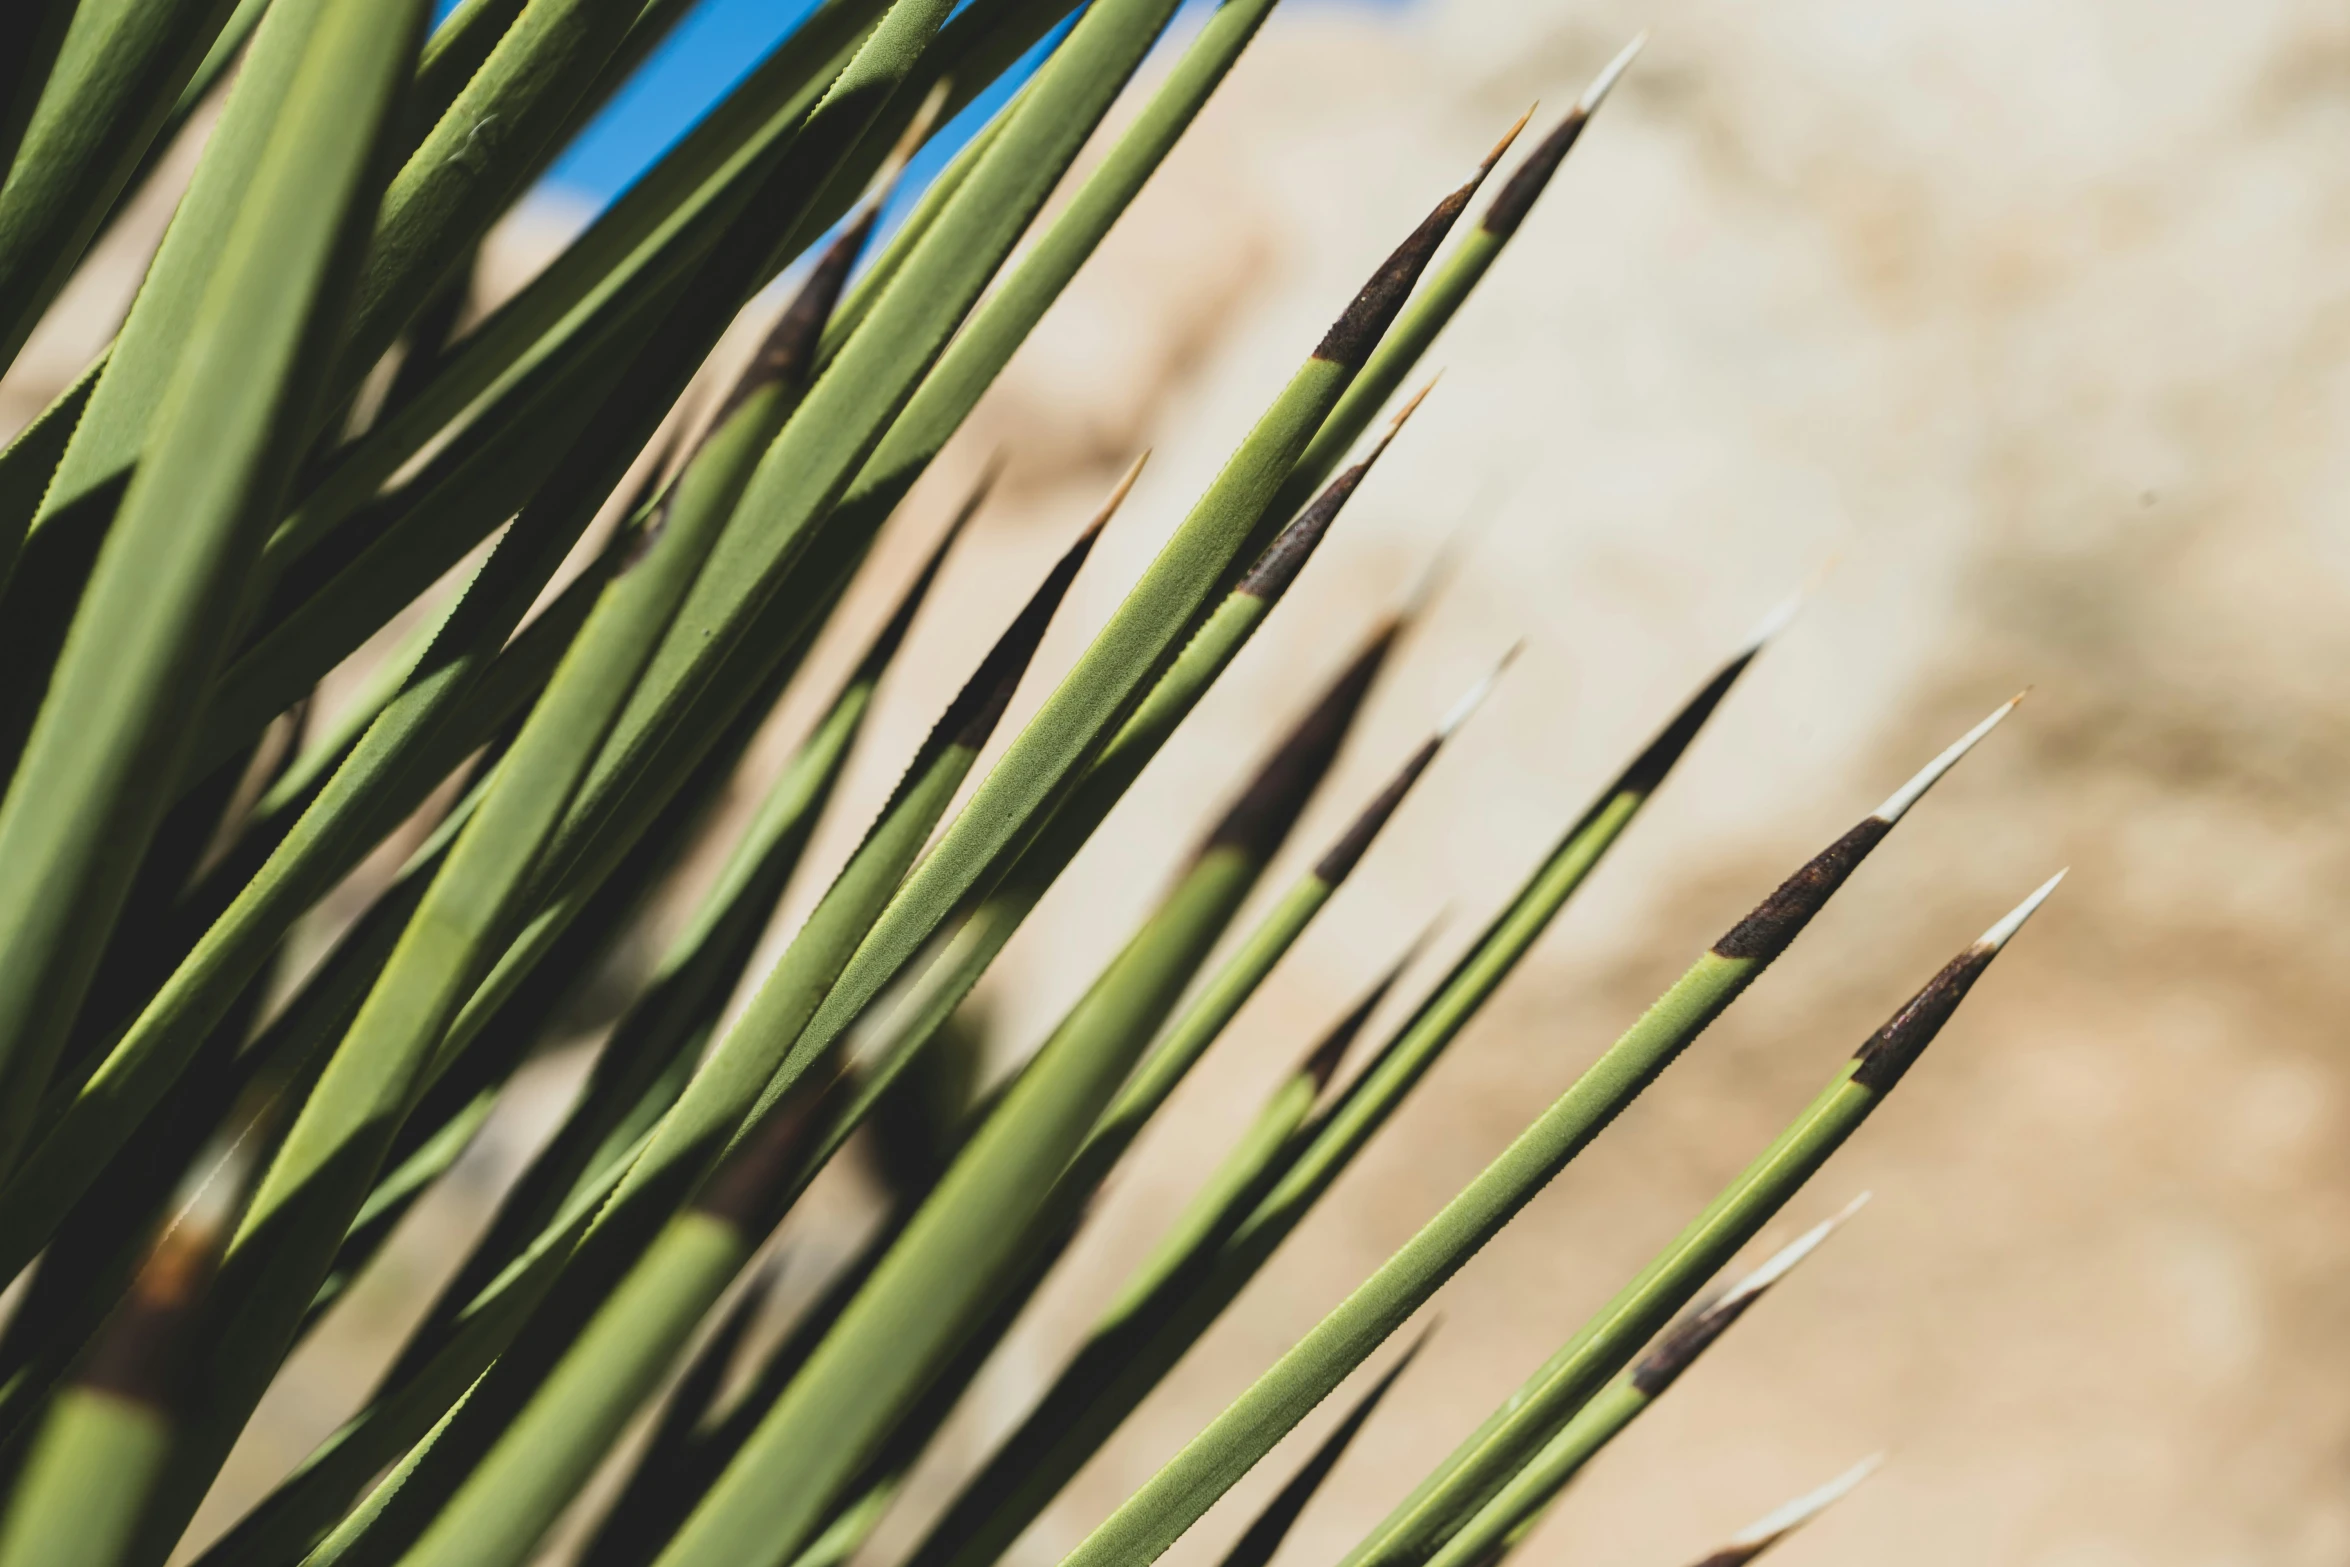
xmin=429 ymin=0 xmax=1078 ymax=211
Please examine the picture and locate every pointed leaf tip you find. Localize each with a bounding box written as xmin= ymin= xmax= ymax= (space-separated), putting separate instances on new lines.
xmin=1482 ymin=37 xmax=1645 ymax=236
xmin=1630 ymin=1193 xmax=1861 ymax=1395
xmin=930 ymin=512 xmax=1104 ymax=754
xmin=1731 ymin=1191 xmax=1869 ymax=1296
xmin=1386 ymin=373 xmax=1442 ymax=435
xmin=1705 ymin=1456 xmax=1883 ymax=1563
xmin=1578 ymin=32 xmax=1648 ymax=114
xmin=1480 ymin=105 xmax=1539 ymax=177
xmin=851 ymin=472 xmax=988 ymax=679
xmin=1088 ymin=449 xmax=1151 ymax=538
xmin=712 ymin=212 xmax=874 ymax=422
xmin=1849 ymin=876 xmax=2057 ymax=1093
xmin=1718 ymin=686 xmax=2021 ymax=963
xmin=1980 ymin=868 xmax=2066 ymax=952
xmin=1310 ymin=705 xmax=1460 ymax=888
xmin=1315 ymin=146 xmax=1505 ymax=367
xmin=1871 ymin=694 xmax=2024 ymax=824
xmin=1200 ymin=628 xmax=1390 ymax=862
xmin=1739 ymin=588 xmax=1805 ymax=656
xmin=1606 ymin=634 xmax=1767 ymax=802
xmin=1236 ymin=421 xmax=1396 ymax=602
xmin=1299 ymin=937 xmax=1425 ymax=1088
xmin=1438 ymin=642 xmax=1521 ymax=739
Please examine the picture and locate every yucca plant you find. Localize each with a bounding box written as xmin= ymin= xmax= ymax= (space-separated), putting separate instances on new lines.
xmin=0 ymin=1 xmax=2058 ymax=1564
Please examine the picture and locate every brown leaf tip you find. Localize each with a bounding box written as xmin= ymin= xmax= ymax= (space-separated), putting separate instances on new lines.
xmin=1483 ymin=35 xmax=1646 ymax=238
xmin=1847 ymin=945 xmax=1993 ymax=1094
xmin=709 ymin=205 xmax=878 ymax=425
xmin=1203 ymin=629 xmax=1395 ymax=862
xmin=1298 ymin=947 xmax=1419 ymax=1089
xmin=1312 ymin=737 xmax=1438 ymax=886
xmin=932 ymin=510 xmax=1105 ymax=753
xmin=1630 ymin=1195 xmax=1862 ymax=1395
xmin=78 ymin=1224 xmax=217 ymax=1410
xmin=1237 ymin=466 xmax=1365 ymax=600
xmin=1605 ymin=644 xmax=1759 ymax=807
xmin=1314 ymin=151 xmax=1500 ymax=367
xmin=1239 ymin=385 xmax=1425 ymax=603
xmin=1710 ymin=817 xmax=1891 ymax=963
xmin=1850 ymin=872 xmax=2060 ymax=1092
xmin=692 ymin=1088 xmax=825 ymax=1232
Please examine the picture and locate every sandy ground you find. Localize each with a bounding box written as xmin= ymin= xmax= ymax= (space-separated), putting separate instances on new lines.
xmin=9 ymin=1 xmax=2350 ymax=1563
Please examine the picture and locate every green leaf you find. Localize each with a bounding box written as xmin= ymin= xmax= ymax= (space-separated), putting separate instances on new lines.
xmin=805 ymin=413 xmax=1421 ymax=1161
xmin=0 ymin=0 xmax=429 ymax=1179
xmin=720 ymin=156 xmax=1489 ymax=1214
xmin=285 ymin=504 xmax=1098 ymax=1567
xmin=0 ymin=350 xmax=97 ymax=593
xmin=0 ymin=1388 xmax=171 ymax=1567
xmin=1217 ymin=1329 xmax=1432 ymax=1567
xmin=651 ymin=597 xmax=1395 ymax=1567
xmin=0 ymin=0 xmax=240 ymax=371
xmin=0 ymin=0 xmax=340 ymax=778
xmin=394 ymin=501 xmax=964 ymax=1384
xmin=329 ymin=0 xmax=657 ymax=393
xmin=1349 ymin=868 xmax=2054 ymax=1567
xmin=901 ymin=632 xmax=1772 ymax=1567
xmin=0 ymin=1108 xmax=268 ymax=1567
xmin=1269 ymin=40 xmax=1641 ymax=527
xmin=0 ymin=0 xmax=78 ymax=185
xmin=1049 ymin=704 xmax=2022 ymax=1567
xmin=1413 ymin=1201 xmax=1861 ymax=1567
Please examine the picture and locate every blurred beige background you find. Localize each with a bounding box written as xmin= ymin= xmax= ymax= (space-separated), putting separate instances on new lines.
xmin=11 ymin=1 xmax=2350 ymax=1563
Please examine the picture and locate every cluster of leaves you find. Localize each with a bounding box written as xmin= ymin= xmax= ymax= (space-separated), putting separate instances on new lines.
xmin=0 ymin=0 xmax=2057 ymax=1564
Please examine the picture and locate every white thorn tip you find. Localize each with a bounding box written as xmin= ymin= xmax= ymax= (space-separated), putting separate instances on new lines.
xmin=870 ymin=81 xmax=951 ymax=206
xmin=1387 ymin=374 xmax=1441 ymax=432
xmin=1719 ymin=1193 xmax=1868 ymax=1304
xmin=1871 ymin=692 xmax=2025 ymax=824
xmin=1979 ymin=869 xmax=2066 ymax=952
xmin=1737 ymin=590 xmax=1804 ymax=656
xmin=1727 ymin=1455 xmax=1884 ymax=1548
xmin=1577 ymin=32 xmax=1648 ymax=113
xmin=1439 ymin=643 xmax=1522 ymax=737
xmin=1092 ymin=450 xmax=1149 ymax=519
